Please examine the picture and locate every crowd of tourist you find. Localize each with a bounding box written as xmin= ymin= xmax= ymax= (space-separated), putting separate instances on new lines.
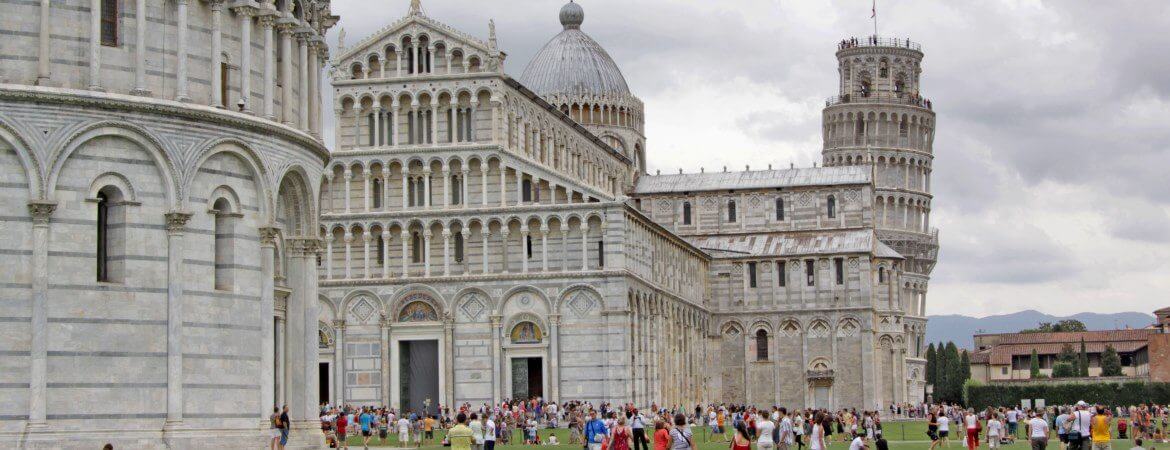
xmin=252 ymin=399 xmax=1170 ymax=450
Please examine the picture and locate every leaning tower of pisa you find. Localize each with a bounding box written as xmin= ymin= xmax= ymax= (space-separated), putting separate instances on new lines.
xmin=822 ymin=36 xmax=938 ymax=401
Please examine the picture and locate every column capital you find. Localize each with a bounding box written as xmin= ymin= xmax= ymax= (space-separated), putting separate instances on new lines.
xmin=27 ymin=201 xmax=57 ymax=225
xmin=459 ymin=229 xmax=470 ymax=238
xmin=362 ymin=233 xmax=374 ymax=243
xmin=208 ymin=0 xmax=226 ymax=10
xmin=230 ymin=2 xmax=257 ymax=16
xmin=333 ymin=319 xmax=346 ymax=329
xmin=400 ymin=230 xmax=410 ymax=238
xmin=382 ymin=230 xmax=392 ymax=239
xmin=164 ymin=212 xmax=194 ymax=234
xmin=343 ymin=232 xmax=354 ymax=243
xmin=258 ymin=226 xmax=281 ymax=246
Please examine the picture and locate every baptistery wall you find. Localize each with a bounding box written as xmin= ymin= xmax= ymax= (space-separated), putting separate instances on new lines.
xmin=0 ymin=0 xmax=335 ymax=448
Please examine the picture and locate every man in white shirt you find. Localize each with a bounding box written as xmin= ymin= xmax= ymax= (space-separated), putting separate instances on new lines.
xmin=850 ymin=435 xmax=868 ymax=450
xmin=1029 ymin=412 xmax=1050 ymax=450
xmin=469 ymin=413 xmax=485 ymax=450
xmin=987 ymin=413 xmax=1003 ymax=449
xmin=484 ymin=415 xmax=497 ymax=450
xmin=631 ymin=410 xmax=649 ymax=450
xmin=1068 ymin=403 xmax=1093 ymax=450
xmin=757 ymin=413 xmax=777 ymax=450
xmin=939 ymin=414 xmax=952 ymax=447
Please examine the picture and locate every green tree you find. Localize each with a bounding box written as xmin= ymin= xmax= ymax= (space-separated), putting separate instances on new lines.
xmin=1055 ymin=344 xmax=1078 ymax=378
xmin=1100 ymin=345 xmax=1123 ymax=377
xmin=1078 ymin=338 xmax=1090 ymax=377
xmin=1029 ymin=349 xmax=1041 ymax=378
xmin=1021 ymin=319 xmax=1088 ymax=333
xmin=960 ymin=350 xmax=972 ymax=384
xmin=944 ymin=342 xmax=963 ymax=403
xmin=925 ymin=343 xmax=938 ymax=387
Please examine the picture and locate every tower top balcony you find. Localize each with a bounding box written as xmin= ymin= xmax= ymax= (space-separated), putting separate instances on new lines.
xmin=837 ymin=36 xmax=921 ymax=52
xmin=825 ymin=92 xmax=933 ymax=110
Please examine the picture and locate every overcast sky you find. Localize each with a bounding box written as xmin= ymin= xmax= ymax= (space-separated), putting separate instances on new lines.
xmin=323 ymin=1 xmax=1170 ymax=318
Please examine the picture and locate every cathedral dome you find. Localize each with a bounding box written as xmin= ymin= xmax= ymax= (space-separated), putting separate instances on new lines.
xmin=519 ymin=1 xmax=631 ymax=97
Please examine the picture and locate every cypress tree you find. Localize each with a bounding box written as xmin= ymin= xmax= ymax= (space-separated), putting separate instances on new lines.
xmin=944 ymin=342 xmax=962 ymax=403
xmin=1029 ymin=349 xmax=1041 ymax=378
xmin=925 ymin=343 xmax=938 ymax=387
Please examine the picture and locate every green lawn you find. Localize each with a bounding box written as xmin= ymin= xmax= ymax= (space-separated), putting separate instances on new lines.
xmin=329 ymin=424 xmax=1163 ymax=449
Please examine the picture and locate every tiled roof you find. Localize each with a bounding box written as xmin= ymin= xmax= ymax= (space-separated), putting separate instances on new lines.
xmin=980 ymin=329 xmax=1155 ymax=345
xmin=985 ymin=341 xmax=1149 ymax=366
xmin=685 ymin=229 xmax=901 ymax=259
xmin=633 ymin=166 xmax=870 ymax=194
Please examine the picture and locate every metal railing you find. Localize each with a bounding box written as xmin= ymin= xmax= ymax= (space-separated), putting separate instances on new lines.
xmin=826 ymin=93 xmax=933 ymax=110
xmin=839 ymin=36 xmax=922 ymax=51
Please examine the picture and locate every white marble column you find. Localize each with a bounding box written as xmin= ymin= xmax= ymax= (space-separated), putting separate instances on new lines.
xmin=480 ymin=162 xmax=488 ymax=206
xmin=490 ymin=316 xmax=502 ymax=405
xmin=460 ymin=169 xmax=469 ymax=209
xmin=373 ymin=107 xmax=383 ymax=146
xmin=297 ymin=34 xmax=309 ymax=130
xmin=275 ymin=314 xmax=286 ymax=406
xmin=261 ymin=14 xmax=276 ymax=118
xmin=362 ymin=173 xmax=371 ymax=212
xmin=362 ymin=234 xmax=371 ymax=278
xmin=36 ymin=0 xmax=52 ymax=85
xmin=422 ymin=170 xmax=432 ymax=209
xmin=164 ymin=212 xmax=192 ymax=427
xmin=382 ymin=231 xmax=391 ymax=279
xmin=324 ymin=237 xmax=333 ymax=280
xmin=258 ymin=227 xmax=279 ymax=419
xmin=560 ymin=225 xmax=570 ymax=272
xmin=540 ymin=226 xmax=548 ymax=272
xmin=279 ymin=24 xmax=294 ymax=122
xmin=442 ymin=229 xmax=451 ymax=276
xmin=333 ymin=320 xmax=345 ymax=406
xmin=549 ymin=315 xmax=561 ymax=402
xmin=88 ymin=0 xmax=103 ymax=90
xmin=382 ymin=167 xmax=392 ymax=210
xmin=342 ymin=232 xmax=352 ymax=279
xmin=430 ymin=106 xmax=439 ymax=144
xmin=209 ymin=0 xmax=225 ymax=106
xmin=26 ymin=202 xmax=55 ymax=426
xmin=480 ymin=231 xmax=490 ymax=274
xmin=580 ymin=223 xmax=589 ymax=270
xmin=234 ymin=5 xmax=255 ymax=112
xmin=440 ymin=167 xmax=449 ymax=209
xmin=400 ymin=231 xmax=410 ymax=277
xmin=400 ymin=167 xmax=409 ymax=209
xmin=284 ymin=238 xmax=321 ymax=437
xmin=499 ymin=231 xmax=509 ymax=274
xmin=309 ymin=46 xmax=322 ymax=136
xmin=499 ymin=166 xmax=507 ymax=207
xmin=423 ymin=231 xmax=432 ymax=277
xmin=343 ymin=169 xmax=352 ymax=213
xmin=391 ymin=101 xmax=400 ymax=146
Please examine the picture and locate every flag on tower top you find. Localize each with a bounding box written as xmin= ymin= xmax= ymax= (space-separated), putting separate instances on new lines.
xmin=872 ymin=0 xmax=877 ymax=18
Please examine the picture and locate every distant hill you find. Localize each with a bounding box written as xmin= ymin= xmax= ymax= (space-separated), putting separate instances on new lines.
xmin=926 ymin=310 xmax=1156 ymax=349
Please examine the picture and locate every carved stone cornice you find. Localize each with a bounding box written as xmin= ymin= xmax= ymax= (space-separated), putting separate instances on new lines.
xmin=164 ymin=212 xmax=193 ymax=233
xmin=27 ymin=201 xmax=57 ymax=225
xmin=285 ymin=237 xmax=323 ymax=256
xmin=0 ymin=86 xmax=328 ymax=161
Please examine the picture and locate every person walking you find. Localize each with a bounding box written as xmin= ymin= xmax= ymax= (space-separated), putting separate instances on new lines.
xmin=965 ymin=408 xmax=981 ymax=450
xmin=809 ymin=413 xmax=826 ymax=450
xmin=928 ymin=411 xmax=942 ymax=450
xmin=987 ymin=413 xmax=1003 ymax=450
xmin=1069 ymin=402 xmax=1093 ymax=450
xmin=449 ymin=413 xmax=476 ymax=450
xmin=757 ymin=412 xmax=777 ymax=450
xmin=653 ymin=420 xmax=670 ymax=450
xmin=586 ymin=410 xmax=610 ymax=450
xmin=778 ymin=408 xmax=794 ymax=450
xmin=613 ymin=416 xmax=634 ymax=450
xmin=484 ymin=414 xmax=497 ymax=450
xmin=632 ymin=410 xmax=649 ymax=450
xmin=361 ymin=408 xmax=376 ymax=449
xmin=939 ymin=411 xmax=952 ymax=448
xmin=1029 ymin=411 xmax=1050 ymax=450
xmin=670 ymin=414 xmax=697 ymax=450
xmin=731 ymin=422 xmax=753 ymax=450
xmin=270 ymin=406 xmax=282 ymax=450
xmin=397 ymin=413 xmax=411 ymax=448
xmin=279 ymin=405 xmax=291 ymax=450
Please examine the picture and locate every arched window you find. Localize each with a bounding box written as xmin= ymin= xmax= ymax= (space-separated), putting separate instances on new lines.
xmin=682 ymin=201 xmax=692 ymax=225
xmin=367 ymin=113 xmax=376 ymax=146
xmin=827 ymin=195 xmax=837 ymax=219
xmin=727 ymin=200 xmax=737 ymax=223
xmin=860 ymin=80 xmax=871 ymax=97
xmin=411 ymin=232 xmax=423 ymax=262
xmin=756 ymin=330 xmax=769 ymax=361
xmin=376 ymin=234 xmax=385 ymax=265
xmin=372 ymin=178 xmax=383 ymax=209
xmin=521 ymin=178 xmax=532 ymax=202
xmin=775 ymin=198 xmax=785 ymax=221
xmin=879 ymin=59 xmax=889 ymax=78
xmin=212 ymin=198 xmax=236 ymax=291
xmin=417 ymin=177 xmax=427 ymax=207
xmin=100 ymin=0 xmax=119 ymax=46
xmin=407 ymin=177 xmax=416 ymax=207
xmin=878 ymin=266 xmax=886 ymax=283
xmin=454 ymin=232 xmax=464 ymax=262
xmin=95 ymin=186 xmax=126 ymax=282
xmin=450 ymin=175 xmax=461 ymax=205
xmin=526 ymin=234 xmax=533 ymax=259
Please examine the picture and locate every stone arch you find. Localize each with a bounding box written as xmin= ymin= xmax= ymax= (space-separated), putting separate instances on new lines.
xmin=48 ymin=121 xmax=179 ymax=207
xmin=556 ymin=284 xmax=601 ymax=316
xmin=206 ymin=185 xmax=243 ymax=214
xmin=836 ymin=317 xmax=861 ymax=337
xmin=87 ymin=172 xmax=139 ymax=203
xmin=276 ymin=165 xmax=316 ymax=236
xmin=453 ymin=287 xmax=493 ymax=323
xmin=390 ymin=284 xmax=446 ymax=319
xmin=504 ymin=312 xmax=547 ymax=344
xmin=0 ymin=113 xmax=44 ymax=199
xmin=498 ymin=285 xmax=550 ymax=316
xmin=343 ymin=290 xmax=385 ymax=325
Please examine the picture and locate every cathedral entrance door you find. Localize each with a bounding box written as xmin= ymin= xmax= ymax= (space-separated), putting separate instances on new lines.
xmin=510 ymin=357 xmax=543 ymax=400
xmin=399 ymin=339 xmax=439 ymax=415
xmin=813 ymin=386 xmax=830 ymax=409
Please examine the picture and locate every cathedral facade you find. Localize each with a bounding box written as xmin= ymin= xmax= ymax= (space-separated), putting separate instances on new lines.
xmin=320 ymin=1 xmax=937 ymax=414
